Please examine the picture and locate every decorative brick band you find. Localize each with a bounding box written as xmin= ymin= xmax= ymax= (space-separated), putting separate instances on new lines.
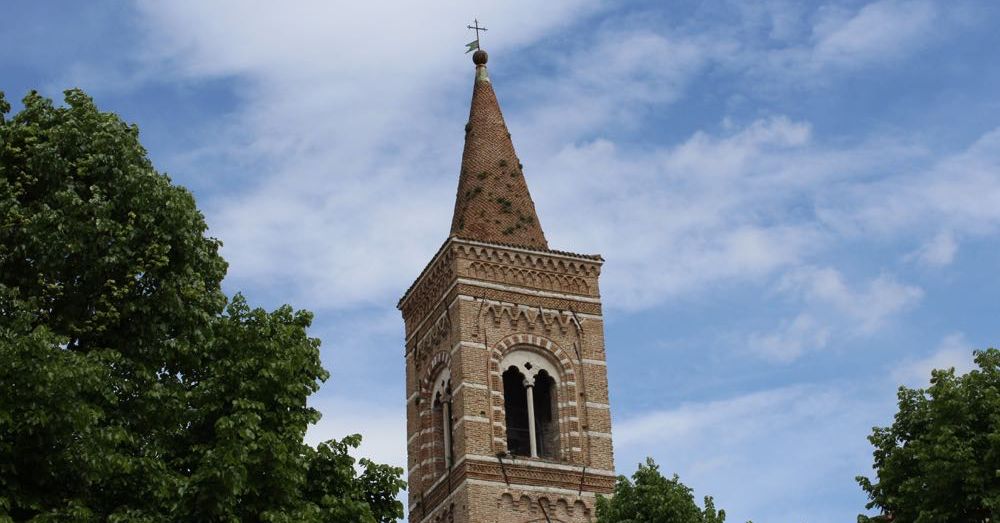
xmin=453 ymin=240 xmax=602 ymax=276
xmin=455 ymin=283 xmax=602 ymax=315
xmin=410 ymin=455 xmax=615 ymax=523
xmin=468 ymin=260 xmax=592 ymax=296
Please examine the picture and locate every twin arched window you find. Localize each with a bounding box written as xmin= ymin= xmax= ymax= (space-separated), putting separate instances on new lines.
xmin=501 ymin=349 xmax=561 ymax=459
xmin=426 ymin=346 xmax=564 ymax=474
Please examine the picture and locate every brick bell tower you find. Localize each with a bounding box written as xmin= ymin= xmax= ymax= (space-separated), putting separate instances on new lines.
xmin=398 ymin=48 xmax=615 ymax=523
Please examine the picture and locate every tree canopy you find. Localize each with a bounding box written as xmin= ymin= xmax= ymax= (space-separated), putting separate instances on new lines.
xmin=857 ymin=348 xmax=1000 ymax=523
xmin=596 ymin=458 xmax=729 ymax=523
xmin=0 ymin=89 xmax=404 ymax=522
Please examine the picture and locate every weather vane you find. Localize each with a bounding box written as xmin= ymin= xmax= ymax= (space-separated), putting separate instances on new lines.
xmin=465 ymin=18 xmax=487 ymax=53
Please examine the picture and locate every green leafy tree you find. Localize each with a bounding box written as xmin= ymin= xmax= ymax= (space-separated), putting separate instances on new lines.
xmin=596 ymin=458 xmax=730 ymax=523
xmin=0 ymin=89 xmax=405 ymax=522
xmin=857 ymin=348 xmax=1000 ymax=523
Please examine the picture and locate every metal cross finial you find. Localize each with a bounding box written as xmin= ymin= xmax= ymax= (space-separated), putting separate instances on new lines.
xmin=467 ymin=18 xmax=487 ymax=47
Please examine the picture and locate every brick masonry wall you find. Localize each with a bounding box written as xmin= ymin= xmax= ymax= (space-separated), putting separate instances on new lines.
xmin=402 ymin=239 xmax=615 ymax=522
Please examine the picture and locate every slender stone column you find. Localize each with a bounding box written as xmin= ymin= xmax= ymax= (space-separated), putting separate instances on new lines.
xmin=442 ymin=398 xmax=452 ymax=468
xmin=525 ymin=382 xmax=538 ymax=458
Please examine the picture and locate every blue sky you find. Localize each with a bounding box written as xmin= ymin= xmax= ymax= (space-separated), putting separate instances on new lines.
xmin=5 ymin=1 xmax=1000 ymax=521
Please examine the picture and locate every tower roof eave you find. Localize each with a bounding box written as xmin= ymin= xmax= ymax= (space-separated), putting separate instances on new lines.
xmin=397 ymin=235 xmax=603 ymax=310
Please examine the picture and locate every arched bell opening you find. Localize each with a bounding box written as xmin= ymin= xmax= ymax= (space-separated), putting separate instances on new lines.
xmin=502 ymin=366 xmax=531 ymax=456
xmin=533 ymin=369 xmax=560 ymax=459
xmin=500 ymin=349 xmax=564 ymax=460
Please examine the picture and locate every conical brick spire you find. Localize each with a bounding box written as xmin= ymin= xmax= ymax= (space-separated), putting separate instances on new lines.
xmin=450 ymin=49 xmax=548 ymax=250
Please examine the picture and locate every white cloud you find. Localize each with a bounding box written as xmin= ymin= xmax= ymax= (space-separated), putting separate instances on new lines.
xmin=818 ymin=128 xmax=1000 ymax=238
xmin=811 ymin=0 xmax=937 ymax=68
xmin=748 ymin=312 xmax=831 ymax=362
xmin=659 ymin=0 xmax=955 ymax=95
xmin=614 ymin=383 xmax=888 ymax=523
xmin=306 ymin=397 xmax=406 ymax=470
xmin=111 ymin=1 xmax=995 ymax=319
xmin=908 ymin=230 xmax=958 ymax=267
xmin=305 ymin=396 xmax=411 ymax=521
xmin=511 ymin=29 xmax=731 ymax=146
xmin=135 ymin=1 xmax=602 ymax=81
xmin=529 ymin=116 xmax=826 ymax=310
xmin=123 ymin=0 xmax=604 ymax=312
xmin=891 ymin=332 xmax=977 ymax=387
xmin=779 ymin=266 xmax=923 ymax=334
xmin=122 ymin=3 xmax=839 ymax=313
xmin=746 ymin=267 xmax=923 ymax=362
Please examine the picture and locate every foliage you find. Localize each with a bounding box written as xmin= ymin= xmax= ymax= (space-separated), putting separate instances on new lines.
xmin=857 ymin=348 xmax=1000 ymax=523
xmin=596 ymin=458 xmax=731 ymax=523
xmin=0 ymin=89 xmax=405 ymax=522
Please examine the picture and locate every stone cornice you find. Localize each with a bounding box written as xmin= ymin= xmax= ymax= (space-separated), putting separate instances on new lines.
xmin=399 ymin=237 xmax=603 ymax=329
xmin=396 ymin=236 xmax=604 ymax=310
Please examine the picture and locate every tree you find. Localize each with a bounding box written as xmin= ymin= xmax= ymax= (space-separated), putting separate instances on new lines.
xmin=596 ymin=458 xmax=729 ymax=523
xmin=857 ymin=348 xmax=1000 ymax=523
xmin=0 ymin=89 xmax=405 ymax=522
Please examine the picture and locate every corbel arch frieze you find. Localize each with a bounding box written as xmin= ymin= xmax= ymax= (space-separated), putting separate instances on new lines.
xmin=454 ymin=243 xmax=601 ymax=277
xmin=468 ymin=260 xmax=591 ymax=295
xmin=499 ymin=492 xmax=590 ymax=520
xmin=484 ymin=302 xmax=581 ymax=335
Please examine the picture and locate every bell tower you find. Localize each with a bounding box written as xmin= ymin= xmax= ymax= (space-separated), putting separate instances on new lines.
xmin=399 ymin=48 xmax=616 ymax=523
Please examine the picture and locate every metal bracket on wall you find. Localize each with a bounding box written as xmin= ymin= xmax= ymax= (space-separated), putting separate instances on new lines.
xmin=538 ymin=499 xmax=553 ymax=523
xmin=495 ymin=452 xmax=511 ymax=487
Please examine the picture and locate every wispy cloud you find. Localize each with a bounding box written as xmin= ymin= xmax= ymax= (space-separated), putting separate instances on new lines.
xmin=748 ymin=312 xmax=831 ymax=363
xmin=532 ymin=116 xmax=827 ymax=310
xmin=91 ymin=1 xmax=992 ymax=319
xmin=810 ymin=0 xmax=938 ymax=69
xmin=891 ymin=332 xmax=977 ymax=387
xmin=779 ymin=266 xmax=924 ymax=333
xmin=907 ymin=230 xmax=958 ymax=267
xmin=121 ymin=0 xmax=605 ymax=312
xmin=747 ymin=266 xmax=923 ymax=362
xmin=511 ymin=28 xmax=731 ymax=145
xmin=614 ymin=383 xmax=889 ymax=522
xmin=818 ymin=128 xmax=1000 ymax=238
